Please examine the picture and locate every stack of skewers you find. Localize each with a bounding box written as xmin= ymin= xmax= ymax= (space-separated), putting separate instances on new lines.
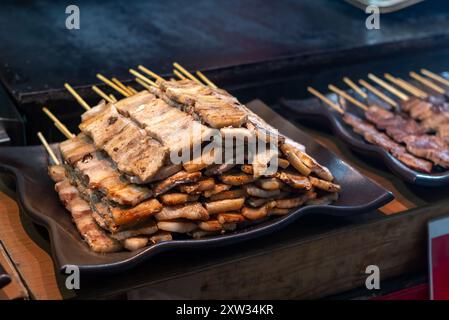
xmin=38 ymin=64 xmax=341 ymax=253
xmin=308 ymin=69 xmax=449 ymax=174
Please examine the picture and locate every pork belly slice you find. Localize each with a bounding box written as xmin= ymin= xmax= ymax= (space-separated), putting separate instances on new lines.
xmin=154 ymin=202 xmax=209 ymax=221
xmin=118 ymin=97 xmax=214 ymax=155
xmin=109 ymin=198 xmax=163 ymax=228
xmin=48 ymin=165 xmax=66 ymax=182
xmin=55 ymin=179 xmax=78 ymax=204
xmin=80 ymin=105 xmax=130 ymax=147
xmin=75 ymin=152 xmax=152 ymax=206
xmin=153 ymin=170 xmax=202 ymax=196
xmin=79 ymin=104 xmax=168 ymax=183
xmin=109 ymin=220 xmax=158 ymax=241
xmin=113 ymin=90 xmax=157 ymax=116
xmin=55 ymin=178 xmax=122 ymax=253
xmin=157 ymin=79 xmax=248 ymax=128
xmin=59 ymin=134 xmax=96 ymax=165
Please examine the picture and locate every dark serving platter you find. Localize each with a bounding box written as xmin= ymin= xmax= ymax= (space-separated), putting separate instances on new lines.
xmin=0 ymin=100 xmax=393 ymax=274
xmin=0 ymin=261 xmax=11 ymax=289
xmin=281 ymin=96 xmax=449 ymax=186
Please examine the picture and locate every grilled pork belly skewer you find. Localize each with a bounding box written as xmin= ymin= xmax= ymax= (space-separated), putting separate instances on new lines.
xmin=39 ymin=132 xmax=123 ymax=253
xmin=309 ymin=86 xmax=433 ymax=173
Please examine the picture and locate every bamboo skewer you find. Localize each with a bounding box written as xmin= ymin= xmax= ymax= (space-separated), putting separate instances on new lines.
xmin=173 ymin=62 xmax=202 ymax=84
xmin=328 ymin=84 xmax=369 ymax=111
xmin=92 ymin=85 xmax=115 ymax=103
xmin=135 ymin=78 xmax=154 ymax=91
xmin=358 ymin=79 xmax=398 ymax=108
xmin=127 ymin=86 xmax=138 ymax=94
xmin=138 ymin=65 xmax=165 ymax=83
xmin=308 ymin=87 xmax=344 ymax=114
xmin=64 ymin=83 xmax=91 ymax=111
xmin=368 ymin=73 xmax=409 ymax=101
xmin=37 ymin=132 xmax=60 ymax=165
xmin=173 ymin=69 xmax=186 ymax=80
xmin=343 ymin=77 xmax=367 ymax=99
xmin=129 ymin=69 xmax=158 ymax=87
xmin=42 ymin=107 xmax=74 ymax=139
xmin=96 ymin=74 xmax=130 ymax=97
xmin=196 ymin=71 xmax=218 ymax=89
xmin=384 ymin=73 xmax=428 ymax=99
xmin=409 ymin=71 xmax=446 ymax=95
xmin=420 ymin=69 xmax=449 ymax=88
xmin=112 ymin=78 xmax=134 ymax=96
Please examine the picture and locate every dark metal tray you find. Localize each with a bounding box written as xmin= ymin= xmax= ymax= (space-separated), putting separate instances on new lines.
xmin=0 ymin=100 xmax=393 ymax=274
xmin=281 ymin=97 xmax=449 ymax=186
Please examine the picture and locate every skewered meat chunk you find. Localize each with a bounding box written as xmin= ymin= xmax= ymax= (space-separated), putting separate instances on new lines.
xmin=109 ymin=198 xmax=162 ymax=228
xmin=123 ymin=237 xmax=149 ymax=251
xmin=241 ymin=201 xmax=276 ymax=221
xmin=343 ymin=113 xmax=433 ymax=173
xmin=209 ymin=189 xmax=246 ymax=202
xmin=244 ymin=184 xmax=280 ymax=198
xmin=75 ymin=152 xmax=152 ymax=206
xmin=79 ymin=104 xmax=168 ymax=183
xmin=157 ymin=221 xmax=197 ymax=233
xmin=275 ymin=191 xmax=317 ymax=209
xmin=309 ymin=176 xmax=341 ymax=193
xmin=402 ymin=135 xmax=449 ymax=168
xmin=115 ymin=91 xmax=214 ymax=156
xmin=154 ymin=202 xmax=209 ymax=221
xmin=55 ymin=179 xmax=78 ymax=204
xmin=110 ymin=220 xmax=158 ymax=241
xmin=150 ymin=231 xmax=173 ymax=244
xmin=217 ymin=213 xmax=246 ymax=224
xmin=178 ymin=178 xmax=215 ymax=194
xmin=54 ymin=177 xmax=122 ymax=253
xmin=205 ymin=198 xmax=246 ymax=214
xmin=276 ymin=171 xmax=312 ymax=190
xmin=48 ymin=165 xmax=66 ymax=182
xmin=153 ymin=170 xmax=202 ymax=196
xmin=156 ymin=79 xmax=248 ymax=128
xmin=159 ymin=193 xmax=199 ymax=205
xmin=59 ymin=134 xmax=96 ymax=165
xmin=203 ymin=183 xmax=232 ymax=197
xmin=219 ymin=172 xmax=255 ymax=185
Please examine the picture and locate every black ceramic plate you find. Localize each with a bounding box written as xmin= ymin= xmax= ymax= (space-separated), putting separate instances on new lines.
xmin=0 ymin=100 xmax=393 ymax=274
xmin=0 ymin=261 xmax=11 ymax=289
xmin=281 ymin=96 xmax=449 ymax=186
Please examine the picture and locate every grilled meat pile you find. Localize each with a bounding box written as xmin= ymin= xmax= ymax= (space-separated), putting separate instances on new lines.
xmin=49 ymin=79 xmax=341 ymax=253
